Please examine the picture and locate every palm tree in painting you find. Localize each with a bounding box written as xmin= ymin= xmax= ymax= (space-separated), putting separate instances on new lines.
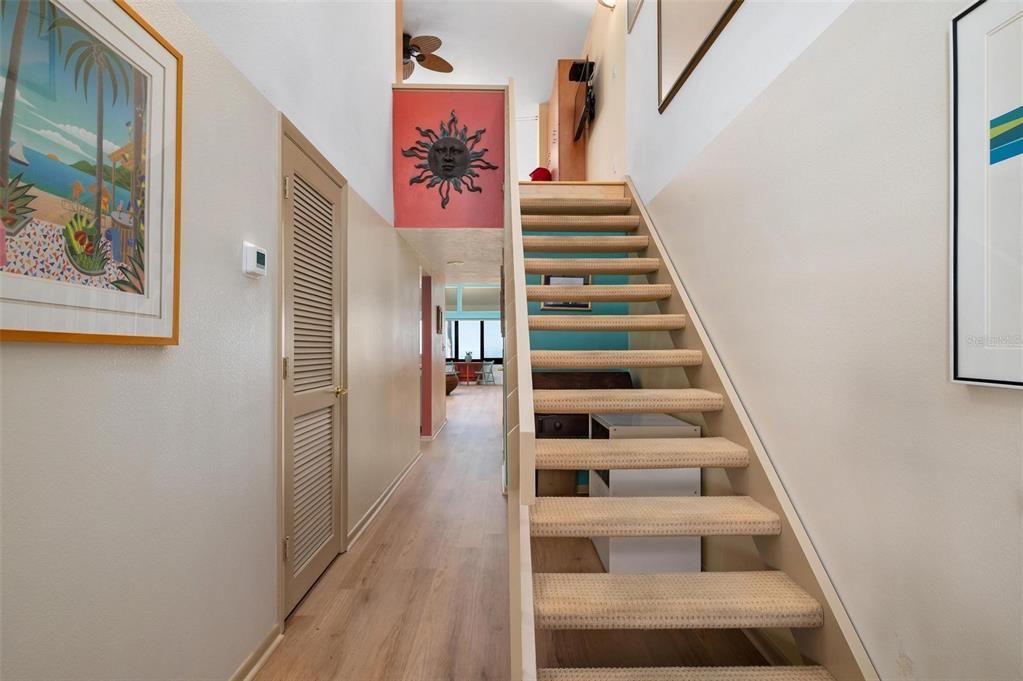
xmin=2 ymin=0 xmax=67 ymax=181
xmin=52 ymin=16 xmax=131 ymax=229
xmin=0 ymin=0 xmax=30 ymax=188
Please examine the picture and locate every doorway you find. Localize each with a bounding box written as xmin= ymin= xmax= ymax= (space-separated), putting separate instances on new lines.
xmin=280 ymin=117 xmax=348 ymax=616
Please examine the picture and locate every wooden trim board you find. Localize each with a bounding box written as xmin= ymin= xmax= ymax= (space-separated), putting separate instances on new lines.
xmin=346 ymin=451 xmax=423 ymax=547
xmin=228 ymin=625 xmax=283 ymax=681
xmin=420 ymin=418 xmax=448 ymax=441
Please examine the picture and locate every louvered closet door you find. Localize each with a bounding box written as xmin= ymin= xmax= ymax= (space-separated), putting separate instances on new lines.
xmin=283 ymin=133 xmax=346 ymax=616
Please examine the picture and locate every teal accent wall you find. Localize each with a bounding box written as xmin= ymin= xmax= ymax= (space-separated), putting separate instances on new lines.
xmin=525 ymin=240 xmax=631 ymax=351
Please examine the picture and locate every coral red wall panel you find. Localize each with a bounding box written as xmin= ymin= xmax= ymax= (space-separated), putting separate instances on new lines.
xmin=393 ymin=89 xmax=505 ymax=228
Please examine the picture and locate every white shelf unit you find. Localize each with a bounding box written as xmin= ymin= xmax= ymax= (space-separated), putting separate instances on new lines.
xmin=589 ymin=413 xmax=701 ymax=574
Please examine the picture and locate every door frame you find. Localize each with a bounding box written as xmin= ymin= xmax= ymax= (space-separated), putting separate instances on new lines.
xmin=276 ymin=114 xmax=350 ymax=627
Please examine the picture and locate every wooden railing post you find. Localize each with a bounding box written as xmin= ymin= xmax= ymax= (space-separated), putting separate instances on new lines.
xmin=503 ymin=79 xmax=537 ymax=681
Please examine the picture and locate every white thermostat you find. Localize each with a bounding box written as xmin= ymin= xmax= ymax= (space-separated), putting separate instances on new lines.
xmin=243 ymin=241 xmax=268 ymax=277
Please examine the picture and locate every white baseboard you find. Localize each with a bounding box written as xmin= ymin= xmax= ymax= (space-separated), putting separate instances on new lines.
xmin=419 ymin=418 xmax=448 ymax=441
xmin=346 ymin=451 xmax=423 ymax=548
xmin=229 ymin=624 xmax=283 ymax=681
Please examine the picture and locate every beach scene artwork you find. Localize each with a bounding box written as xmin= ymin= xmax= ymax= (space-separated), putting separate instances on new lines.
xmin=1 ymin=0 xmax=148 ymax=295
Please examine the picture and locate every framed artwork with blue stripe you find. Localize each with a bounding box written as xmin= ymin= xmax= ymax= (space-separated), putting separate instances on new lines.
xmin=951 ymin=0 xmax=1023 ymax=387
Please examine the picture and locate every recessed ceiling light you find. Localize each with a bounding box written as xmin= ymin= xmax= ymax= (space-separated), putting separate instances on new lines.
xmin=446 ymin=260 xmax=465 ymax=266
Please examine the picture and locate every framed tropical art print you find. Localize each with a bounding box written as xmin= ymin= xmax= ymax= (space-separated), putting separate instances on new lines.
xmin=951 ymin=0 xmax=1023 ymax=386
xmin=0 ymin=0 xmax=181 ymax=344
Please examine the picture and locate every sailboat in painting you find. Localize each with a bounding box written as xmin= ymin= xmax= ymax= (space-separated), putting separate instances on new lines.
xmin=1 ymin=0 xmax=148 ymax=292
xmin=10 ymin=141 xmax=28 ymax=166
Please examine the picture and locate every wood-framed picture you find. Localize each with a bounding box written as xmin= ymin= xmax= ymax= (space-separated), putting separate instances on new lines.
xmin=951 ymin=0 xmax=1023 ymax=387
xmin=657 ymin=0 xmax=742 ymax=114
xmin=627 ymin=0 xmax=644 ymax=34
xmin=539 ymin=274 xmax=591 ymax=311
xmin=1 ymin=0 xmax=182 ymax=344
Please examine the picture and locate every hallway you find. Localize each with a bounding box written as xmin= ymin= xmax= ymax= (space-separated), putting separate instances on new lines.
xmin=255 ymin=385 xmax=510 ymax=681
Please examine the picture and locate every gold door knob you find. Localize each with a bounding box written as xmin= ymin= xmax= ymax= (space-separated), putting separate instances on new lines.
xmin=334 ymin=386 xmax=348 ymax=397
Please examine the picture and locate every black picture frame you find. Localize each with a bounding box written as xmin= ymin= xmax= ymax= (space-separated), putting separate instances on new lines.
xmin=950 ymin=0 xmax=1023 ymax=388
xmin=657 ymin=0 xmax=743 ymax=114
xmin=539 ymin=275 xmax=592 ymax=311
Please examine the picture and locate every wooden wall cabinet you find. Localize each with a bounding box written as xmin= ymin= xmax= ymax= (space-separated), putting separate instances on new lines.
xmin=542 ymin=59 xmax=587 ymax=181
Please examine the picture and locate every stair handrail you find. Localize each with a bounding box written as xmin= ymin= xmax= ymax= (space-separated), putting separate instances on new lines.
xmin=503 ymin=79 xmax=537 ymax=681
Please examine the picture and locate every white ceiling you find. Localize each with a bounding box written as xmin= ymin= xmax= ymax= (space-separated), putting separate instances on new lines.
xmin=403 ymin=0 xmax=593 ymax=110
xmin=399 ymin=228 xmax=504 ymax=284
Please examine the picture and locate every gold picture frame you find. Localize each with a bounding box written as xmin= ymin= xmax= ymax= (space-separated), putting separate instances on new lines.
xmin=1 ymin=0 xmax=182 ymax=345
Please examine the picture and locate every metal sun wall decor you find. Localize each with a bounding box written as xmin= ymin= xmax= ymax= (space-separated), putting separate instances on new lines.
xmin=392 ymin=88 xmax=506 ymax=229
xmin=401 ymin=110 xmax=498 ymax=210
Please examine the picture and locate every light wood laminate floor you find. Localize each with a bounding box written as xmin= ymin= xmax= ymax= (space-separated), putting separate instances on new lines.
xmin=255 ymin=383 xmax=763 ymax=680
xmin=255 ymin=384 xmax=510 ymax=681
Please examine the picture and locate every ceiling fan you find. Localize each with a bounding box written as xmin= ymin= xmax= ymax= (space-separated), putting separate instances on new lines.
xmin=402 ymin=33 xmax=453 ymax=79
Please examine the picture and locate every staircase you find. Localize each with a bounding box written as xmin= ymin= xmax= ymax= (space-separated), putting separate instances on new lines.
xmin=504 ymin=180 xmax=876 ymax=681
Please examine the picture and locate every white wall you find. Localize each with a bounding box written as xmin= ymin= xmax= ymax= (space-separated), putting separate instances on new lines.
xmin=647 ymin=2 xmax=1023 ymax=678
xmin=181 ymin=0 xmax=396 ymax=223
xmin=1 ymin=3 xmax=425 ymax=679
xmin=582 ymin=3 xmax=626 ymax=180
xmin=627 ymin=0 xmax=851 ymax=201
xmin=345 ymin=190 xmax=423 ymax=533
xmin=517 ymin=116 xmax=539 ymax=179
xmin=0 ymin=3 xmax=280 ymax=679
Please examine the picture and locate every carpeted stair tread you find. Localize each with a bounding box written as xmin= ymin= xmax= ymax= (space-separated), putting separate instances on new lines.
xmin=527 ymin=284 xmax=671 ymax=303
xmin=529 ymin=496 xmax=781 ymax=537
xmin=534 ymin=389 xmax=724 ymax=414
xmin=533 ymin=571 xmax=824 ymax=630
xmin=528 ymin=314 xmax=687 ymax=331
xmin=523 ymin=235 xmax=649 ymax=253
xmin=531 ymin=349 xmax=702 ymax=369
xmin=534 ymin=437 xmax=749 ymax=470
xmin=525 ymin=257 xmax=661 ymax=275
xmin=537 ymin=667 xmax=835 ymax=681
xmin=521 ymin=197 xmax=633 ymax=215
xmin=522 ymin=214 xmax=641 ymax=231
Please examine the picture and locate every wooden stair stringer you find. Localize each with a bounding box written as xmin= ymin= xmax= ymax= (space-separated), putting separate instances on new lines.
xmin=623 ymin=177 xmax=878 ymax=681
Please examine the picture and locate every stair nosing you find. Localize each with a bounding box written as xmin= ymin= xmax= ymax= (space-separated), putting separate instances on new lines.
xmin=526 ymin=284 xmax=672 ymax=302
xmin=527 ymin=314 xmax=686 ymax=331
xmin=529 ymin=496 xmax=781 ymax=538
xmin=533 ymin=388 xmax=725 ymax=414
xmin=536 ymin=667 xmax=835 ymax=681
xmin=530 ymin=349 xmax=702 ymax=369
xmin=534 ymin=436 xmax=749 ymax=470
xmin=532 ymin=571 xmax=824 ymax=630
